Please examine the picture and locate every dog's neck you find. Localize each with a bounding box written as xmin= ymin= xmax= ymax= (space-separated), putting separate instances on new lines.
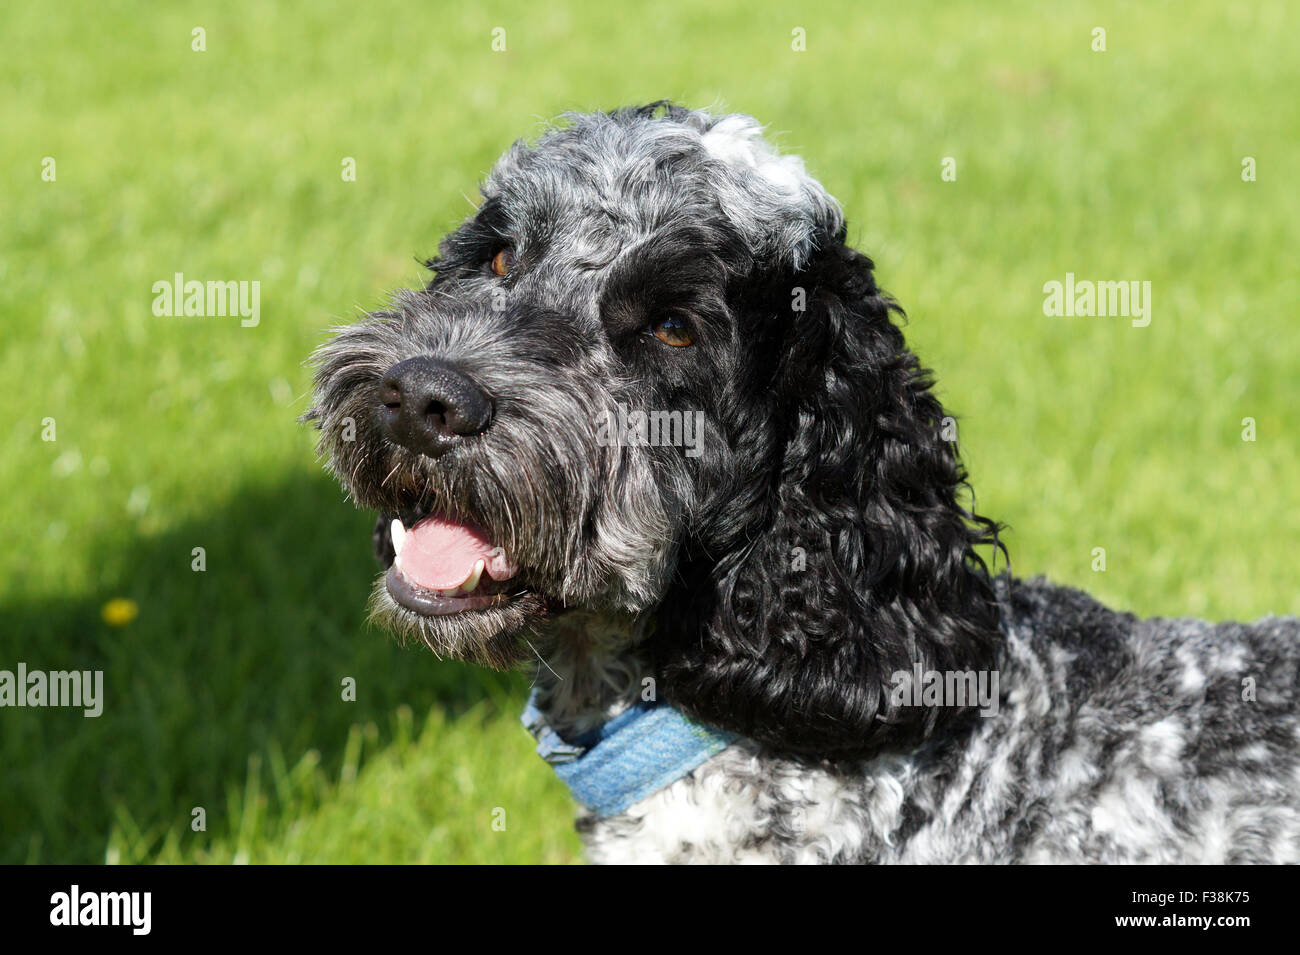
xmin=530 ymin=610 xmax=652 ymax=739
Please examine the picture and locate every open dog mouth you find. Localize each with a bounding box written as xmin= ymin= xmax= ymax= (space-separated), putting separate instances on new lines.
xmin=382 ymin=515 xmax=528 ymax=616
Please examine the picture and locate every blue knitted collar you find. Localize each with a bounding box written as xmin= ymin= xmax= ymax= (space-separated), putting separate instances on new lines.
xmin=521 ymin=689 xmax=740 ymax=818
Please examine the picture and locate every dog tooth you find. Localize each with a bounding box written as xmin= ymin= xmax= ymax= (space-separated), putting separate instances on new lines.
xmin=458 ymin=560 xmax=485 ymax=595
xmin=390 ymin=519 xmax=406 ymax=556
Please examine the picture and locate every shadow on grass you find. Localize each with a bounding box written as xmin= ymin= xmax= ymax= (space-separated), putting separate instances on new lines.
xmin=0 ymin=472 xmax=523 ymax=863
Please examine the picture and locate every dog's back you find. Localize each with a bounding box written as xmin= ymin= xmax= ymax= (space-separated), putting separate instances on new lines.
xmin=1002 ymin=578 xmax=1300 ymax=863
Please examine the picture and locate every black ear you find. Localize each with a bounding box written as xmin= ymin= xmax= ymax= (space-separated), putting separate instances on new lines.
xmin=654 ymin=237 xmax=1004 ymax=760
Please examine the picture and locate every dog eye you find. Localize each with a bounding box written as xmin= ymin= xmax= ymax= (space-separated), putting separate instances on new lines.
xmin=490 ymin=248 xmax=514 ymax=277
xmin=650 ymin=316 xmax=694 ymax=348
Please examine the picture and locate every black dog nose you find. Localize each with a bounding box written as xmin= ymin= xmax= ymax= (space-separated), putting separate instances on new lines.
xmin=377 ymin=357 xmax=493 ymax=456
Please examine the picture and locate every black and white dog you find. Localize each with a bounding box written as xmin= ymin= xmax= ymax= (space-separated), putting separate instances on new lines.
xmin=309 ymin=104 xmax=1300 ymax=863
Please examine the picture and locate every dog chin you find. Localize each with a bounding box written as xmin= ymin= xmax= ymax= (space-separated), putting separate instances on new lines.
xmin=368 ymin=574 xmax=549 ymax=669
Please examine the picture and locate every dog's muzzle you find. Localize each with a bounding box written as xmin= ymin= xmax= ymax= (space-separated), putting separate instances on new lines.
xmin=370 ymin=356 xmax=529 ymax=618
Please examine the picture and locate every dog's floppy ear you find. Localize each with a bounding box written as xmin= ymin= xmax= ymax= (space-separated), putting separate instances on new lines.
xmin=655 ymin=234 xmax=1004 ymax=759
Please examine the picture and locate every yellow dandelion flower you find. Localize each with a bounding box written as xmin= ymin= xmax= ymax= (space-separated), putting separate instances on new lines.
xmin=101 ymin=598 xmax=139 ymax=627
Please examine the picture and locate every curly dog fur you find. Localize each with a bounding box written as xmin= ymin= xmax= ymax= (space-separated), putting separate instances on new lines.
xmin=309 ymin=103 xmax=1300 ymax=863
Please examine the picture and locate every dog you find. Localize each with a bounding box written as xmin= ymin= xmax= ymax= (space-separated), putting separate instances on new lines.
xmin=308 ymin=103 xmax=1300 ymax=863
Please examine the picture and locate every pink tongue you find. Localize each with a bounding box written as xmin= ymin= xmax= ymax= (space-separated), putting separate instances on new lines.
xmin=399 ymin=517 xmax=517 ymax=590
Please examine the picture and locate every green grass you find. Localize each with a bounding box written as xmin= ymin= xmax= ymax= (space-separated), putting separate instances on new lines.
xmin=2 ymin=0 xmax=1297 ymax=863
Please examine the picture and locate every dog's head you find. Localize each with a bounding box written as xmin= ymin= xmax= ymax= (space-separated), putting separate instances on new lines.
xmin=309 ymin=103 xmax=1002 ymax=757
